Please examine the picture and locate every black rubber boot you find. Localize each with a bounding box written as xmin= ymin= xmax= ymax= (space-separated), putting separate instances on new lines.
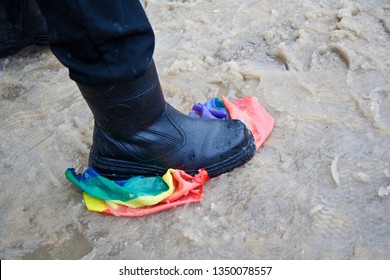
xmin=77 ymin=62 xmax=256 ymax=179
xmin=0 ymin=0 xmax=48 ymax=58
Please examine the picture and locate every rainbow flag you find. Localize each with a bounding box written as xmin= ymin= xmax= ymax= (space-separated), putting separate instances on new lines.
xmin=65 ymin=168 xmax=209 ymax=217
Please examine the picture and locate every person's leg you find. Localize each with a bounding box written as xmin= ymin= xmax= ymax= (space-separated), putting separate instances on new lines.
xmin=35 ymin=0 xmax=154 ymax=85
xmin=0 ymin=0 xmax=48 ymax=58
xmin=35 ymin=0 xmax=256 ymax=179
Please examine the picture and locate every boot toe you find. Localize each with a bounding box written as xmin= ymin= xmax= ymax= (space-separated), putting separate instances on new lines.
xmin=196 ymin=119 xmax=256 ymax=177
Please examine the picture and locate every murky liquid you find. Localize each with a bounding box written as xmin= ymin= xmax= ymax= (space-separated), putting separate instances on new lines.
xmin=1 ymin=0 xmax=389 ymax=259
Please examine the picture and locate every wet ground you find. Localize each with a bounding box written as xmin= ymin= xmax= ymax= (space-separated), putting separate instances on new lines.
xmin=1 ymin=0 xmax=389 ymax=259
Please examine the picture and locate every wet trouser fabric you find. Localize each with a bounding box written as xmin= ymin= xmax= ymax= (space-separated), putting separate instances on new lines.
xmin=35 ymin=0 xmax=155 ymax=86
xmin=0 ymin=0 xmax=49 ymax=57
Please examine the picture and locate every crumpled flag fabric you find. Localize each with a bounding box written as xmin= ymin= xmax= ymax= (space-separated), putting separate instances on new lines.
xmin=221 ymin=96 xmax=274 ymax=150
xmin=65 ymin=168 xmax=209 ymax=217
xmin=189 ymin=97 xmax=229 ymax=119
xmin=65 ymin=168 xmax=174 ymax=208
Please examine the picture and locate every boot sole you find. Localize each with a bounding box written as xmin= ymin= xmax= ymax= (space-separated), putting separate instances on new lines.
xmin=89 ymin=137 xmax=257 ymax=180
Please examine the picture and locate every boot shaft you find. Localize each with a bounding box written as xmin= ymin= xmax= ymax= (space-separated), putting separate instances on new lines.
xmin=77 ymin=61 xmax=166 ymax=138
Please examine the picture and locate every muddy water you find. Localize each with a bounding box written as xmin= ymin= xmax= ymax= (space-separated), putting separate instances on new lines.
xmin=0 ymin=0 xmax=389 ymax=259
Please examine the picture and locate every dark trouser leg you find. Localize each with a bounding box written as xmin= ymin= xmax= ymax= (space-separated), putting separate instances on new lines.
xmin=0 ymin=0 xmax=48 ymax=58
xmin=35 ymin=0 xmax=154 ymax=85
